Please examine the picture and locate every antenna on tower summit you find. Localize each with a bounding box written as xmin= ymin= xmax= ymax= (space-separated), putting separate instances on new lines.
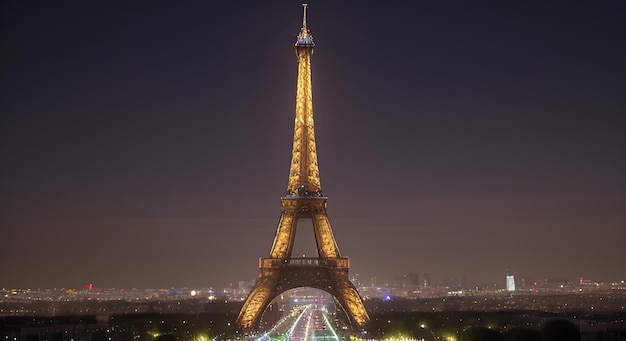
xmin=295 ymin=3 xmax=314 ymax=47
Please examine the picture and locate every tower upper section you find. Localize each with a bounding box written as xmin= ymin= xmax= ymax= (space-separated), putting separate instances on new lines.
xmin=295 ymin=4 xmax=314 ymax=47
xmin=287 ymin=4 xmax=321 ymax=196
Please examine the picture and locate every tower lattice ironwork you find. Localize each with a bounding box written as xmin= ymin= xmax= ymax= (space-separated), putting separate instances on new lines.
xmin=236 ymin=4 xmax=369 ymax=330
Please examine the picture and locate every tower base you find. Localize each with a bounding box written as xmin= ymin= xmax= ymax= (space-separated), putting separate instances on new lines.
xmin=236 ymin=257 xmax=369 ymax=330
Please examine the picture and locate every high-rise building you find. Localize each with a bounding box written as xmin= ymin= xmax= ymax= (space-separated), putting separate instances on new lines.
xmin=404 ymin=273 xmax=419 ymax=289
xmin=506 ymin=275 xmax=516 ymax=291
xmin=423 ymin=273 xmax=431 ymax=289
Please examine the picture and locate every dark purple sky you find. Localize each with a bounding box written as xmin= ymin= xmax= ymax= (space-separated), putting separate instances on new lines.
xmin=1 ymin=1 xmax=624 ymax=289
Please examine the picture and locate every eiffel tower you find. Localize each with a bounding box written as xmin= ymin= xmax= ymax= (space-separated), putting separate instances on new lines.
xmin=236 ymin=4 xmax=369 ymax=330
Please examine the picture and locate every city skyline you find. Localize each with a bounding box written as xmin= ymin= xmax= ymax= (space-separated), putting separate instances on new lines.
xmin=1 ymin=1 xmax=625 ymax=289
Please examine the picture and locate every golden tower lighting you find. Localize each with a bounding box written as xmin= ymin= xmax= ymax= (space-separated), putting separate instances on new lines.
xmin=236 ymin=4 xmax=370 ymax=330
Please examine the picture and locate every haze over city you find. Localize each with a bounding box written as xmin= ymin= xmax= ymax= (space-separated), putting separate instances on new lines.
xmin=1 ymin=1 xmax=624 ymax=290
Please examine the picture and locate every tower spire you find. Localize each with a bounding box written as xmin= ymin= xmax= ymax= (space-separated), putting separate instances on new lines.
xmin=289 ymin=2 xmax=317 ymax=195
xmin=296 ymin=3 xmax=314 ymax=47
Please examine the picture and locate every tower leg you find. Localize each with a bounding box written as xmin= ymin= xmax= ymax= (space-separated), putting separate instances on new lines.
xmin=331 ymin=270 xmax=370 ymax=327
xmin=237 ymin=269 xmax=279 ymax=329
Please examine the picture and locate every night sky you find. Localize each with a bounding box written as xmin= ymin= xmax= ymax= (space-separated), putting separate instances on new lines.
xmin=1 ymin=1 xmax=624 ymax=289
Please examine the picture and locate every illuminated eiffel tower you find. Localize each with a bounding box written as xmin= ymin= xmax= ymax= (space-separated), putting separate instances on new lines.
xmin=237 ymin=4 xmax=369 ymax=330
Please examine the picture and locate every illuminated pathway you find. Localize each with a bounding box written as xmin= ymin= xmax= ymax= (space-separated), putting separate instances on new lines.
xmin=287 ymin=304 xmax=339 ymax=341
xmin=251 ymin=305 xmax=303 ymax=341
xmin=251 ymin=304 xmax=340 ymax=341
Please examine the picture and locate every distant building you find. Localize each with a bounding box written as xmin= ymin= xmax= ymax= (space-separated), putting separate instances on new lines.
xmin=506 ymin=275 xmax=516 ymax=291
xmin=404 ymin=273 xmax=420 ymax=289
xmin=423 ymin=273 xmax=431 ymax=289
